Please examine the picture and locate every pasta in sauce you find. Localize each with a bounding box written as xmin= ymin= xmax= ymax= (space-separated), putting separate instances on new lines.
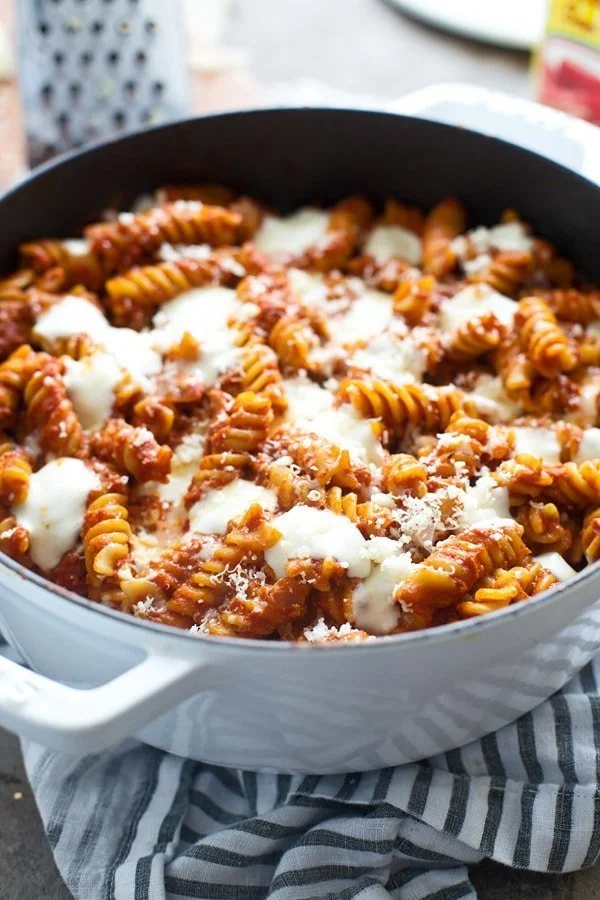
xmin=1 ymin=189 xmax=599 ymax=643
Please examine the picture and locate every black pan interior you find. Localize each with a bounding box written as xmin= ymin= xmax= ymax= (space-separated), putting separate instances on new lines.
xmin=0 ymin=107 xmax=599 ymax=278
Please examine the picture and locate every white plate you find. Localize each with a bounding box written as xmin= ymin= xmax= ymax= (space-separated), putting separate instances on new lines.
xmin=385 ymin=0 xmax=546 ymax=50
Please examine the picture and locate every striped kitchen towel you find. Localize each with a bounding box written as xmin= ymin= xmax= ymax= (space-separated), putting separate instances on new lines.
xmin=18 ymin=652 xmax=600 ymax=900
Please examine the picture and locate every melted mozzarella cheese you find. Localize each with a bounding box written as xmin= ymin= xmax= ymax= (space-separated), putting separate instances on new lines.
xmin=579 ymin=375 xmax=600 ymax=425
xmin=63 ymin=352 xmax=122 ymax=430
xmin=152 ymin=286 xmax=241 ymax=385
xmin=352 ymin=544 xmax=415 ymax=634
xmin=350 ymin=333 xmax=426 ymax=384
xmin=462 ymin=222 xmax=533 ymax=255
xmin=306 ymin=405 xmax=384 ymax=465
xmin=513 ymin=427 xmax=561 ymax=464
xmin=459 ymin=475 xmax=510 ymax=529
xmin=62 ymin=238 xmax=90 ymax=256
xmin=284 ymin=378 xmax=382 ymax=464
xmin=34 ymin=296 xmax=162 ymax=388
xmin=335 ymin=288 xmax=393 ymax=344
xmin=287 ymin=269 xmax=329 ymax=307
xmin=575 ymin=428 xmax=600 ymax=463
xmin=363 ymin=225 xmax=422 ymax=265
xmin=254 ymin=209 xmax=329 ymax=256
xmin=284 ymin=376 xmax=334 ymax=421
xmin=440 ymin=284 xmax=516 ymax=334
xmin=488 ymin=222 xmax=533 ymax=253
xmin=265 ymin=506 xmax=370 ymax=579
xmin=13 ymin=459 xmax=100 ymax=570
xmin=469 ymin=374 xmax=523 ymax=423
xmin=534 ymin=552 xmax=576 ymax=582
xmin=158 ymin=431 xmax=206 ymax=504
xmin=34 ymin=295 xmax=108 ymax=343
xmin=188 ymin=480 xmax=278 ymax=535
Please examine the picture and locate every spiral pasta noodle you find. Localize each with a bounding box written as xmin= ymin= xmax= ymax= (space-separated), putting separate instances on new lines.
xmin=208 ymin=392 xmax=274 ymax=453
xmin=0 ymin=345 xmax=45 ymax=429
xmin=516 ymin=502 xmax=574 ymax=555
xmin=544 ymin=288 xmax=600 ymax=324
xmin=87 ymin=202 xmax=242 ymax=272
xmin=393 ymin=522 xmax=530 ymax=630
xmin=185 ymin=452 xmax=249 ymax=506
xmin=24 ymin=358 xmax=84 ymax=457
xmin=132 ymin=396 xmax=175 ymax=441
xmin=83 ymin=493 xmax=132 ymax=582
xmin=516 ymin=296 xmax=578 ymax=378
xmin=307 ymin=196 xmax=373 ymax=271
xmin=392 ymin=275 xmax=436 ymax=325
xmin=470 ymin=251 xmax=533 ymax=297
xmin=422 ymin=198 xmax=466 ymax=276
xmin=105 ymin=257 xmax=225 ymax=324
xmin=339 ymin=379 xmax=471 ymax=436
xmin=91 ymin=419 xmax=172 ymax=483
xmin=19 ymin=239 xmax=105 ymax=291
xmin=457 ymin=561 xmax=557 ymax=618
xmin=168 ymin=504 xmax=281 ymax=623
xmin=0 ymin=442 xmax=31 ymax=505
xmin=382 ymin=453 xmax=428 ymax=497
xmin=446 ymin=312 xmax=506 ymax=362
xmin=582 ymin=509 xmax=600 ymax=562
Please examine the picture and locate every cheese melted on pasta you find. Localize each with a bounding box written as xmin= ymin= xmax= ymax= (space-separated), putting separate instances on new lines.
xmin=0 ymin=190 xmax=599 ymax=642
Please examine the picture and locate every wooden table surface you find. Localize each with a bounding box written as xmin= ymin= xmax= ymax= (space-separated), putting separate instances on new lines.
xmin=1 ymin=0 xmax=600 ymax=897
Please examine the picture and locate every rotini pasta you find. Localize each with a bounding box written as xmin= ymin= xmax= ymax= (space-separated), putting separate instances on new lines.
xmin=0 ymin=188 xmax=597 ymax=643
xmin=87 ymin=202 xmax=242 ymax=272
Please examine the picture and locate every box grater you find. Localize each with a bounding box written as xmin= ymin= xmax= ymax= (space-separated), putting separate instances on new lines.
xmin=17 ymin=0 xmax=191 ymax=167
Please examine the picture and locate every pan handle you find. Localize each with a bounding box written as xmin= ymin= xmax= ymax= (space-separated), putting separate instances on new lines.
xmin=0 ymin=645 xmax=207 ymax=753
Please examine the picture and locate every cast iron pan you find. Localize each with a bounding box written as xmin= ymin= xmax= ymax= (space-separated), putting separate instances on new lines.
xmin=0 ymin=107 xmax=599 ymax=279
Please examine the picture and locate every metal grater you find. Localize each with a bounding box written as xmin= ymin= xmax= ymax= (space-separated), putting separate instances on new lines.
xmin=17 ymin=0 xmax=191 ymax=168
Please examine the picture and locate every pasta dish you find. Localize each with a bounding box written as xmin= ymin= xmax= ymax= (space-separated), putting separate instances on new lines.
xmin=0 ymin=186 xmax=598 ymax=643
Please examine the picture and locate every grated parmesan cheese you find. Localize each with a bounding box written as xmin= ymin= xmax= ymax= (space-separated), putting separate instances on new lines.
xmin=13 ymin=459 xmax=100 ymax=570
xmin=458 ymin=475 xmax=510 ymax=528
xmin=303 ymin=619 xmax=355 ymax=642
xmin=265 ymin=506 xmax=370 ymax=580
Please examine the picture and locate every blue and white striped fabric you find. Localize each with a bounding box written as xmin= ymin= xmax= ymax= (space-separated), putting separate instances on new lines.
xmin=20 ymin=654 xmax=600 ymax=900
